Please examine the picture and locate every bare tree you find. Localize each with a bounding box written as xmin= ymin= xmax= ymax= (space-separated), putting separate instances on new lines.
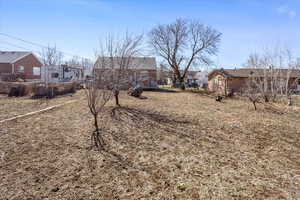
xmin=246 ymin=73 xmax=261 ymax=110
xmin=157 ymin=63 xmax=172 ymax=85
xmin=34 ymin=45 xmax=64 ymax=101
xmin=94 ymin=33 xmax=144 ymax=106
xmin=40 ymin=45 xmax=64 ymax=85
xmin=66 ymin=56 xmax=81 ymax=67
xmin=65 ymin=56 xmax=93 ymax=81
xmin=85 ymin=70 xmax=112 ymax=151
xmin=243 ymin=53 xmax=261 ymax=69
xmin=66 ymin=56 xmax=92 ymax=69
xmin=41 ymin=45 xmax=64 ymax=66
xmin=149 ymin=18 xmax=221 ymax=90
xmin=245 ymin=46 xmax=300 ymax=105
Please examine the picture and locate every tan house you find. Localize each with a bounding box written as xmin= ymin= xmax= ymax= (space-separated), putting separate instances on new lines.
xmin=0 ymin=51 xmax=42 ymax=81
xmin=94 ymin=57 xmax=157 ymax=88
xmin=208 ymin=68 xmax=300 ymax=95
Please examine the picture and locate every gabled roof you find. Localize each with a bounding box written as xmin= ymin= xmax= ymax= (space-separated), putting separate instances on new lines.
xmin=95 ymin=57 xmax=157 ymax=70
xmin=208 ymin=68 xmax=300 ymax=80
xmin=0 ymin=51 xmax=32 ymax=64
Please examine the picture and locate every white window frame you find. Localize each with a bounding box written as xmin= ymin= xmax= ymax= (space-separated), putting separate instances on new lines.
xmin=33 ymin=67 xmax=41 ymax=76
xmin=17 ymin=65 xmax=25 ymax=73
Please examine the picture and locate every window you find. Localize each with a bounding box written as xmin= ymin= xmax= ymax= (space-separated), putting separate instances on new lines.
xmin=214 ymin=77 xmax=220 ymax=85
xmin=214 ymin=76 xmax=222 ymax=88
xmin=51 ymin=73 xmax=59 ymax=78
xmin=17 ymin=65 xmax=24 ymax=73
xmin=33 ymin=67 xmax=40 ymax=76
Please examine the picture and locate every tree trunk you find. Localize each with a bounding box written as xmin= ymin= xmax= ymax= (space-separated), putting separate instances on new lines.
xmin=114 ymin=90 xmax=120 ymax=106
xmin=94 ymin=114 xmax=99 ymax=131
xmin=179 ymin=79 xmax=185 ymax=90
xmin=92 ymin=113 xmax=104 ymax=151
xmin=253 ymin=101 xmax=257 ymax=110
xmin=287 ymin=95 xmax=292 ymax=106
xmin=264 ymin=95 xmax=269 ymax=103
xmin=171 ymin=78 xmax=176 ymax=88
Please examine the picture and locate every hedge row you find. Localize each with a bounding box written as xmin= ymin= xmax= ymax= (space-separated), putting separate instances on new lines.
xmin=0 ymin=81 xmax=77 ymax=98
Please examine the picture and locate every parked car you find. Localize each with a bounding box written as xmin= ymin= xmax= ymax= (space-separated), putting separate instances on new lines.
xmin=187 ymin=82 xmax=199 ymax=88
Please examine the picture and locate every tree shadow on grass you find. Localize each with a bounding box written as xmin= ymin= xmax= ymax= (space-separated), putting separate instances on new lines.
xmin=100 ymin=147 xmax=135 ymax=170
xmin=94 ymin=106 xmax=204 ymax=173
xmin=143 ymin=87 xmax=178 ymax=93
xmin=110 ymin=106 xmax=198 ymax=141
xmin=111 ymin=106 xmax=189 ymax=124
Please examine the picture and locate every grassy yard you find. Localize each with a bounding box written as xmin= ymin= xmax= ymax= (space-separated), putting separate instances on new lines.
xmin=0 ymin=91 xmax=299 ymax=199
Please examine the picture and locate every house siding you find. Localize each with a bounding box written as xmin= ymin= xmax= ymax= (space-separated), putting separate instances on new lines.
xmin=141 ymin=69 xmax=157 ymax=87
xmin=209 ymin=75 xmax=300 ymax=95
xmin=227 ymin=77 xmax=247 ymax=93
xmin=0 ymin=63 xmax=12 ymax=74
xmin=93 ymin=68 xmax=157 ymax=89
xmin=208 ymin=74 xmax=227 ymax=94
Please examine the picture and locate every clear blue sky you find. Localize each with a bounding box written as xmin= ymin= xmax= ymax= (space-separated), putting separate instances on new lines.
xmin=0 ymin=0 xmax=300 ymax=68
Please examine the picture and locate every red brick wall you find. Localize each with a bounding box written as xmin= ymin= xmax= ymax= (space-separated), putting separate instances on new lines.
xmin=0 ymin=63 xmax=12 ymax=74
xmin=14 ymin=54 xmax=42 ymax=80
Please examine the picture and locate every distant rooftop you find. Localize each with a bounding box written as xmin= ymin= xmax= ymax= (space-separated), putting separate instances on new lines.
xmin=0 ymin=51 xmax=31 ymax=63
xmin=208 ymin=68 xmax=300 ymax=80
xmin=95 ymin=57 xmax=157 ymax=70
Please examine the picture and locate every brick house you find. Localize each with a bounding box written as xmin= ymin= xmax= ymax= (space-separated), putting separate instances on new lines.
xmin=94 ymin=57 xmax=157 ymax=88
xmin=208 ymin=68 xmax=300 ymax=95
xmin=0 ymin=51 xmax=43 ymax=80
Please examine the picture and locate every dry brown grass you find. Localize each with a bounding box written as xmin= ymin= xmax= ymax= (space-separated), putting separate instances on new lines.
xmin=0 ymin=93 xmax=81 ymax=121
xmin=0 ymin=91 xmax=299 ymax=200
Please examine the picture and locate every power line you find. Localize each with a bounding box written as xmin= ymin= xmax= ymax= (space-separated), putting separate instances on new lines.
xmin=0 ymin=40 xmax=33 ymax=51
xmin=0 ymin=40 xmax=42 ymax=55
xmin=0 ymin=32 xmax=91 ymax=60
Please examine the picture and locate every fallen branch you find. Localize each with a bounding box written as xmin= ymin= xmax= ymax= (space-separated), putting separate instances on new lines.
xmin=0 ymin=100 xmax=79 ymax=123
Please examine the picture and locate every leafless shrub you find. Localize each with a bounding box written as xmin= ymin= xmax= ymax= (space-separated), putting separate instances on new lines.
xmin=149 ymin=18 xmax=221 ymax=90
xmin=41 ymin=45 xmax=64 ymax=85
xmin=94 ymin=33 xmax=144 ymax=106
xmin=38 ymin=45 xmax=64 ymax=104
xmin=65 ymin=56 xmax=93 ymax=79
xmin=41 ymin=45 xmax=64 ymax=66
xmin=85 ymin=70 xmax=112 ymax=151
xmin=244 ymin=46 xmax=300 ymax=106
xmin=245 ymin=78 xmax=261 ymax=110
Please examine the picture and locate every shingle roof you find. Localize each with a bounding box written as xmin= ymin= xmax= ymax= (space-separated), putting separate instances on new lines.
xmin=95 ymin=57 xmax=157 ymax=70
xmin=208 ymin=68 xmax=300 ymax=80
xmin=0 ymin=51 xmax=31 ymax=63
